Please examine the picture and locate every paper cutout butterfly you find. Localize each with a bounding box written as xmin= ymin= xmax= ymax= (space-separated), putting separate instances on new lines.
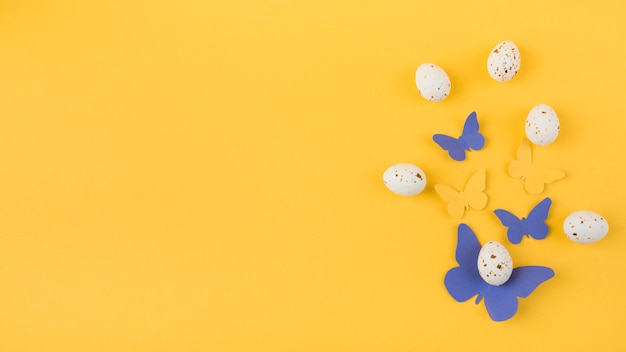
xmin=494 ymin=197 xmax=552 ymax=244
xmin=444 ymin=224 xmax=555 ymax=322
xmin=509 ymin=138 xmax=565 ymax=194
xmin=434 ymin=169 xmax=487 ymax=218
xmin=433 ymin=111 xmax=485 ymax=161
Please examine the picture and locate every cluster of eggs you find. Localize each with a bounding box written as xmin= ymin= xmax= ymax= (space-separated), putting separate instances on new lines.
xmin=477 ymin=209 xmax=610 ymax=287
xmin=476 ymin=208 xmax=611 ymax=287
xmin=384 ymin=40 xmax=609 ymax=263
xmin=416 ymin=41 xmax=560 ymax=146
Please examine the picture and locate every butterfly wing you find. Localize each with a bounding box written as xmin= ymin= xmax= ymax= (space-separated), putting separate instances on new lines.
xmin=493 ymin=209 xmax=525 ymax=244
xmin=459 ymin=111 xmax=485 ymax=151
xmin=445 ymin=267 xmax=485 ymax=303
xmin=463 ymin=169 xmax=488 ymax=211
xmin=444 ymin=224 xmax=489 ymax=302
xmin=536 ymin=168 xmax=565 ymax=184
xmin=509 ymin=160 xmax=532 ymax=180
xmin=434 ymin=184 xmax=465 ymax=218
xmin=455 ymin=224 xmax=481 ymax=267
xmin=508 ymin=138 xmax=533 ymax=179
xmin=524 ymin=197 xmax=552 ymax=240
xmin=483 ymin=266 xmax=555 ymax=321
xmin=433 ymin=134 xmax=466 ymax=161
xmin=525 ymin=168 xmax=565 ymax=194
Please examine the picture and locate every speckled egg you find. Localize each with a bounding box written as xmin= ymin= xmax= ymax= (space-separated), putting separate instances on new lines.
xmin=487 ymin=40 xmax=520 ymax=82
xmin=477 ymin=241 xmax=513 ymax=286
xmin=415 ymin=63 xmax=451 ymax=102
xmin=563 ymin=211 xmax=609 ymax=244
xmin=382 ymin=163 xmax=426 ymax=196
xmin=525 ymin=104 xmax=560 ymax=146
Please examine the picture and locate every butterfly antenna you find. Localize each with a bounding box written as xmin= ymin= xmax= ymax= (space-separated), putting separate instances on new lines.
xmin=475 ymin=293 xmax=483 ymax=304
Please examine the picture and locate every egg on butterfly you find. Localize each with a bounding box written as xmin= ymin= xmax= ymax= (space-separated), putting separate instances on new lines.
xmin=444 ymin=224 xmax=555 ymax=322
xmin=383 ymin=163 xmax=427 ymax=196
xmin=525 ymin=104 xmax=560 ymax=146
xmin=487 ymin=40 xmax=521 ymax=82
xmin=415 ymin=63 xmax=451 ymax=102
xmin=477 ymin=241 xmax=513 ymax=286
xmin=563 ymin=211 xmax=609 ymax=244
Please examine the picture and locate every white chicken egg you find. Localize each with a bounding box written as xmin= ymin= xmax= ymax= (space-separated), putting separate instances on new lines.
xmin=563 ymin=211 xmax=609 ymax=244
xmin=415 ymin=63 xmax=451 ymax=102
xmin=525 ymin=104 xmax=560 ymax=146
xmin=382 ymin=163 xmax=427 ymax=196
xmin=477 ymin=241 xmax=513 ymax=286
xmin=487 ymin=40 xmax=521 ymax=82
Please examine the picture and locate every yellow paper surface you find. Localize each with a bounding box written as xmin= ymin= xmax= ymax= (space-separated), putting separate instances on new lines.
xmin=0 ymin=1 xmax=625 ymax=351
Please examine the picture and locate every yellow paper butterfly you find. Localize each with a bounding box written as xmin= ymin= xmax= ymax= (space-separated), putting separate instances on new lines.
xmin=434 ymin=169 xmax=488 ymax=219
xmin=509 ymin=138 xmax=565 ymax=194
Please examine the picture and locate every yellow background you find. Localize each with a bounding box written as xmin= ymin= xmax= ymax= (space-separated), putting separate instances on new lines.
xmin=1 ymin=1 xmax=625 ymax=351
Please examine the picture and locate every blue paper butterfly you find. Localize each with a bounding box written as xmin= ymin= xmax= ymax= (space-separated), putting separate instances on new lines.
xmin=433 ymin=111 xmax=485 ymax=161
xmin=494 ymin=197 xmax=552 ymax=244
xmin=444 ymin=224 xmax=554 ymax=322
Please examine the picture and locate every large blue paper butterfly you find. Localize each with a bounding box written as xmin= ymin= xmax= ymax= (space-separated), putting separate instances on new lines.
xmin=444 ymin=224 xmax=554 ymax=322
xmin=433 ymin=111 xmax=485 ymax=161
xmin=494 ymin=197 xmax=552 ymax=244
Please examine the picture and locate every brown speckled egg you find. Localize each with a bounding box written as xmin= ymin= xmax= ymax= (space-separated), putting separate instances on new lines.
xmin=415 ymin=63 xmax=451 ymax=102
xmin=525 ymin=104 xmax=560 ymax=146
xmin=487 ymin=40 xmax=521 ymax=82
xmin=564 ymin=211 xmax=609 ymax=244
xmin=477 ymin=241 xmax=513 ymax=286
xmin=383 ymin=163 xmax=427 ymax=196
